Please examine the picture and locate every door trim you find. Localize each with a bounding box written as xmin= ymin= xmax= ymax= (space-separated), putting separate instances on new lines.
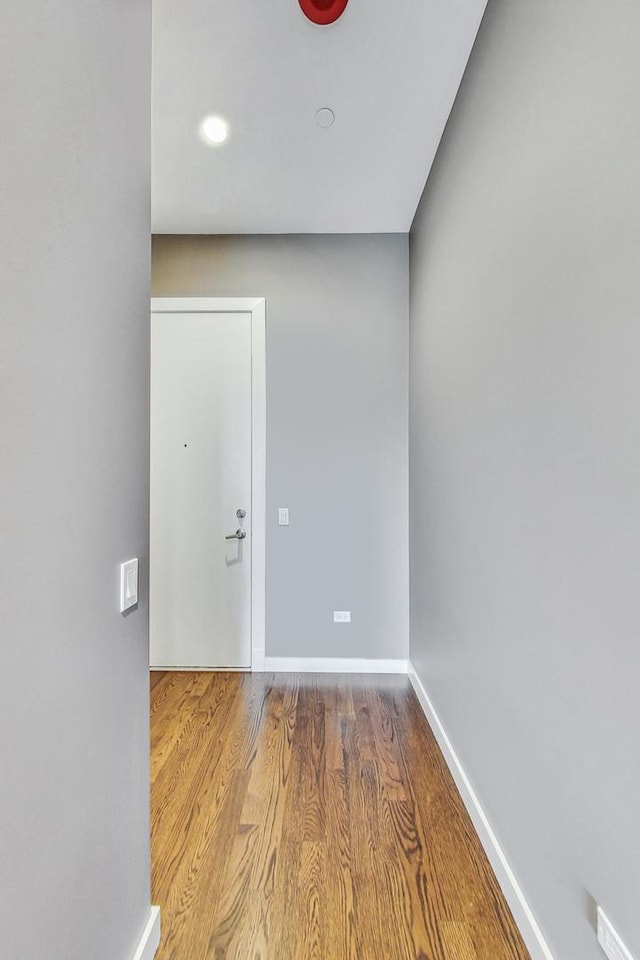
xmin=150 ymin=297 xmax=266 ymax=671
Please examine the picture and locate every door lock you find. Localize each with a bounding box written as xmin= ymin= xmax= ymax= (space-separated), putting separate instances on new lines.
xmin=236 ymin=508 xmax=246 ymax=519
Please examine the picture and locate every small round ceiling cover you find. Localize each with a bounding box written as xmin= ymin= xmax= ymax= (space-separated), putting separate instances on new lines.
xmin=298 ymin=0 xmax=349 ymax=26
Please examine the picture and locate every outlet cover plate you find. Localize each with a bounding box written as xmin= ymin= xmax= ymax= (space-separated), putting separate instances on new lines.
xmin=333 ymin=611 xmax=351 ymax=623
xmin=597 ymin=907 xmax=635 ymax=960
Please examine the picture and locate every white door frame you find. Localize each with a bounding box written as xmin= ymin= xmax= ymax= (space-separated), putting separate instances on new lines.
xmin=150 ymin=297 xmax=266 ymax=672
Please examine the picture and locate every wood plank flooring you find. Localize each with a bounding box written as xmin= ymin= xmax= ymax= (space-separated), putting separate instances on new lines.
xmin=150 ymin=671 xmax=531 ymax=960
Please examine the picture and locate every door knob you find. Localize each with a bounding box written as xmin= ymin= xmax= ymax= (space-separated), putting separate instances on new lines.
xmin=225 ymin=528 xmax=247 ymax=541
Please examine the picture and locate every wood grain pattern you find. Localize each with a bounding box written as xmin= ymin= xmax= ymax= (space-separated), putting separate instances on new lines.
xmin=151 ymin=672 xmax=531 ymax=960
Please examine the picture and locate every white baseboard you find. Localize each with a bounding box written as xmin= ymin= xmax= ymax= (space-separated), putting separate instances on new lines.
xmin=407 ymin=663 xmax=553 ymax=960
xmin=150 ymin=666 xmax=251 ymax=672
xmin=131 ymin=906 xmax=160 ymax=960
xmin=263 ymin=657 xmax=408 ymax=674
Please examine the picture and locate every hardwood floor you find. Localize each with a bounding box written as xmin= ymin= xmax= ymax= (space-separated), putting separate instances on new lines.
xmin=150 ymin=671 xmax=531 ymax=960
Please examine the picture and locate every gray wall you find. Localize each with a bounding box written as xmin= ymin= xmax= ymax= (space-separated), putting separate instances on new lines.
xmin=0 ymin=3 xmax=152 ymax=959
xmin=410 ymin=3 xmax=640 ymax=959
xmin=153 ymin=235 xmax=409 ymax=660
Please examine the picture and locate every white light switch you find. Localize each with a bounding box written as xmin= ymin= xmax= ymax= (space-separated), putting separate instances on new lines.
xmin=278 ymin=507 xmax=290 ymax=526
xmin=333 ymin=611 xmax=351 ymax=623
xmin=120 ymin=558 xmax=139 ymax=613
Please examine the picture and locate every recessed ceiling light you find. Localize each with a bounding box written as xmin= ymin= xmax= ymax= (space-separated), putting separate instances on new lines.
xmin=315 ymin=107 xmax=335 ymax=129
xmin=199 ymin=115 xmax=229 ymax=146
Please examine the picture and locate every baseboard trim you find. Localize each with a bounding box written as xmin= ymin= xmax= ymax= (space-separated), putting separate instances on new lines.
xmin=407 ymin=663 xmax=553 ymax=960
xmin=263 ymin=657 xmax=408 ymax=674
xmin=131 ymin=906 xmax=160 ymax=960
xmin=150 ymin=666 xmax=251 ymax=672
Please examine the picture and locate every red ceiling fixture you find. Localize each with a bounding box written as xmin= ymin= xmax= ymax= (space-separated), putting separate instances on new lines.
xmin=298 ymin=0 xmax=349 ymax=26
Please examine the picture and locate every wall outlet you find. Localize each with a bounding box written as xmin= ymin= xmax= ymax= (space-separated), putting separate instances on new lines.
xmin=597 ymin=907 xmax=635 ymax=960
xmin=278 ymin=507 xmax=290 ymax=526
xmin=333 ymin=611 xmax=351 ymax=623
xmin=120 ymin=558 xmax=139 ymax=613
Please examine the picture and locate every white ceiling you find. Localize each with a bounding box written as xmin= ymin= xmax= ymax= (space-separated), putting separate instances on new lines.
xmin=152 ymin=0 xmax=486 ymax=234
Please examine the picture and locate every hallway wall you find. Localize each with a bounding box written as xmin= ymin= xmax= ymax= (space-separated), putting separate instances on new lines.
xmin=0 ymin=2 xmax=152 ymax=958
xmin=152 ymin=234 xmax=409 ymax=661
xmin=409 ymin=2 xmax=640 ymax=959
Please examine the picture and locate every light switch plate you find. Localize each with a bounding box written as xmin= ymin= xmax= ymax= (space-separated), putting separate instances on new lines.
xmin=278 ymin=507 xmax=290 ymax=526
xmin=120 ymin=558 xmax=139 ymax=613
xmin=333 ymin=611 xmax=351 ymax=623
xmin=597 ymin=907 xmax=635 ymax=960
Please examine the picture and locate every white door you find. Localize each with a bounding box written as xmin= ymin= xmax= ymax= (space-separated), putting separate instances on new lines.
xmin=150 ymin=310 xmax=252 ymax=668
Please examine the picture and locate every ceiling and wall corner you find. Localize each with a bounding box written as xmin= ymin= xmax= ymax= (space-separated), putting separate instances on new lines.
xmin=152 ymin=0 xmax=487 ymax=234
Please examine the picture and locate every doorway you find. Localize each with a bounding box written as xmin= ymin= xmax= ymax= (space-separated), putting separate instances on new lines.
xmin=149 ymin=298 xmax=266 ymax=670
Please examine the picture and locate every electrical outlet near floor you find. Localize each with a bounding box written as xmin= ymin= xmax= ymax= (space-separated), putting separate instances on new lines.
xmin=333 ymin=611 xmax=351 ymax=623
xmin=597 ymin=907 xmax=635 ymax=960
